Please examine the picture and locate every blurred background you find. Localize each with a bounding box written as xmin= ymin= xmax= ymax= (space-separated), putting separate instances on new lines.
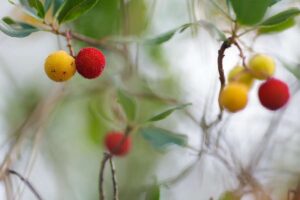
xmin=1 ymin=0 xmax=300 ymax=200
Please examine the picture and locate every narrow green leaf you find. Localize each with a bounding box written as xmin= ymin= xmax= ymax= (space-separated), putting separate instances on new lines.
xmin=0 ymin=18 xmax=38 ymax=38
xmin=229 ymin=0 xmax=271 ymax=25
xmin=261 ymin=8 xmax=300 ymax=26
xmin=147 ymin=103 xmax=192 ymax=122
xmin=8 ymin=0 xmax=16 ymax=5
xmin=139 ymin=127 xmax=187 ymax=150
xmin=117 ymin=90 xmax=137 ymax=121
xmin=258 ymin=18 xmax=295 ymax=34
xmin=280 ymin=61 xmax=300 ymax=81
xmin=146 ymin=184 xmax=160 ymax=200
xmin=53 ymin=0 xmax=64 ymax=16
xmin=56 ymin=0 xmax=99 ymax=24
xmin=44 ymin=0 xmax=52 ymax=12
xmin=197 ymin=20 xmax=226 ymax=41
xmin=269 ymin=0 xmax=281 ymax=6
xmin=219 ymin=191 xmax=240 ymax=200
xmin=29 ymin=0 xmax=45 ymax=18
xmin=145 ymin=21 xmax=226 ymax=45
xmin=19 ymin=0 xmax=45 ymax=19
xmin=145 ymin=28 xmax=180 ymax=45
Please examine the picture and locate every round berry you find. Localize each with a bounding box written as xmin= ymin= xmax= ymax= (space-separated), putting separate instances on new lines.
xmin=75 ymin=47 xmax=106 ymax=79
xmin=44 ymin=51 xmax=76 ymax=82
xmin=220 ymin=83 xmax=248 ymax=112
xmin=104 ymin=132 xmax=131 ymax=156
xmin=228 ymin=66 xmax=254 ymax=89
xmin=258 ymin=78 xmax=290 ymax=110
xmin=248 ymin=54 xmax=275 ymax=80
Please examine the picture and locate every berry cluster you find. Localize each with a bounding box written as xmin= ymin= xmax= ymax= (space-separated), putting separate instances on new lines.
xmin=220 ymin=54 xmax=290 ymax=112
xmin=44 ymin=47 xmax=106 ymax=82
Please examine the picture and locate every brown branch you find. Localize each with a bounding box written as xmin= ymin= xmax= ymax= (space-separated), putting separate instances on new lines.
xmin=99 ymin=153 xmax=111 ymax=200
xmin=109 ymin=157 xmax=119 ymax=200
xmin=217 ymin=38 xmax=233 ymax=119
xmin=8 ymin=169 xmax=43 ymax=200
xmin=66 ymin=30 xmax=75 ymax=57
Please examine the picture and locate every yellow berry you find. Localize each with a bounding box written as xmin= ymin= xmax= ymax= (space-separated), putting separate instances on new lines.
xmin=44 ymin=51 xmax=76 ymax=82
xmin=220 ymin=83 xmax=248 ymax=112
xmin=228 ymin=66 xmax=254 ymax=89
xmin=248 ymin=54 xmax=275 ymax=80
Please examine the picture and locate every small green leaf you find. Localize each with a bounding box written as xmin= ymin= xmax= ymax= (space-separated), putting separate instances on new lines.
xmin=197 ymin=20 xmax=226 ymax=41
xmin=145 ymin=21 xmax=226 ymax=45
xmin=146 ymin=184 xmax=160 ymax=200
xmin=8 ymin=0 xmax=16 ymax=5
xmin=139 ymin=127 xmax=187 ymax=150
xmin=53 ymin=0 xmax=64 ymax=15
xmin=229 ymin=0 xmax=271 ymax=25
xmin=280 ymin=61 xmax=300 ymax=81
xmin=258 ymin=18 xmax=295 ymax=34
xmin=269 ymin=0 xmax=281 ymax=6
xmin=19 ymin=0 xmax=45 ymax=18
xmin=219 ymin=191 xmax=240 ymax=200
xmin=147 ymin=103 xmax=192 ymax=122
xmin=117 ymin=90 xmax=137 ymax=122
xmin=44 ymin=0 xmax=52 ymax=12
xmin=145 ymin=27 xmax=182 ymax=45
xmin=0 ymin=17 xmax=38 ymax=38
xmin=56 ymin=0 xmax=99 ymax=24
xmin=261 ymin=8 xmax=300 ymax=26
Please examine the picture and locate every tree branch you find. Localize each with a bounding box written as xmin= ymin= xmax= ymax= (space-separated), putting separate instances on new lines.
xmin=109 ymin=157 xmax=119 ymax=200
xmin=99 ymin=153 xmax=111 ymax=200
xmin=8 ymin=169 xmax=43 ymax=200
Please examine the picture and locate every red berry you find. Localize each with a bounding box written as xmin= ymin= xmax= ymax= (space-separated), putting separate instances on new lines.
xmin=258 ymin=78 xmax=290 ymax=110
xmin=104 ymin=132 xmax=131 ymax=156
xmin=75 ymin=47 xmax=106 ymax=79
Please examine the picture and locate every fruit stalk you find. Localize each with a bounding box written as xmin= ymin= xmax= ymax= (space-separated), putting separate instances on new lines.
xmin=217 ymin=38 xmax=232 ymax=118
xmin=99 ymin=153 xmax=111 ymax=200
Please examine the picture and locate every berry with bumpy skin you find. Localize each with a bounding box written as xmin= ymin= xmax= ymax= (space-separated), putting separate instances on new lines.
xmin=248 ymin=54 xmax=275 ymax=80
xmin=258 ymin=78 xmax=290 ymax=110
xmin=75 ymin=47 xmax=106 ymax=79
xmin=220 ymin=83 xmax=248 ymax=112
xmin=228 ymin=66 xmax=254 ymax=89
xmin=104 ymin=132 xmax=131 ymax=156
xmin=44 ymin=51 xmax=76 ymax=82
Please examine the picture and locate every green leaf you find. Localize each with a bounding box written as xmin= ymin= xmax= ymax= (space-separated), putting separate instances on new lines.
xmin=145 ymin=27 xmax=183 ymax=45
xmin=258 ymin=18 xmax=295 ymax=34
xmin=44 ymin=0 xmax=52 ymax=12
xmin=145 ymin=21 xmax=226 ymax=45
xmin=280 ymin=61 xmax=300 ymax=81
xmin=56 ymin=0 xmax=99 ymax=24
xmin=117 ymin=90 xmax=137 ymax=122
xmin=53 ymin=0 xmax=64 ymax=15
xmin=219 ymin=191 xmax=240 ymax=200
xmin=19 ymin=0 xmax=45 ymax=18
xmin=0 ymin=17 xmax=38 ymax=38
xmin=261 ymin=8 xmax=300 ymax=26
xmin=139 ymin=127 xmax=187 ymax=150
xmin=269 ymin=0 xmax=281 ymax=6
xmin=197 ymin=20 xmax=226 ymax=41
xmin=229 ymin=0 xmax=271 ymax=25
xmin=146 ymin=184 xmax=160 ymax=200
xmin=147 ymin=103 xmax=192 ymax=122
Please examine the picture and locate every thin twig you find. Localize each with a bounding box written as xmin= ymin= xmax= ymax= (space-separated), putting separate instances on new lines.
xmin=217 ymin=38 xmax=232 ymax=119
xmin=66 ymin=30 xmax=75 ymax=57
xmin=8 ymin=169 xmax=43 ymax=200
xmin=99 ymin=153 xmax=111 ymax=200
xmin=109 ymin=157 xmax=119 ymax=200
